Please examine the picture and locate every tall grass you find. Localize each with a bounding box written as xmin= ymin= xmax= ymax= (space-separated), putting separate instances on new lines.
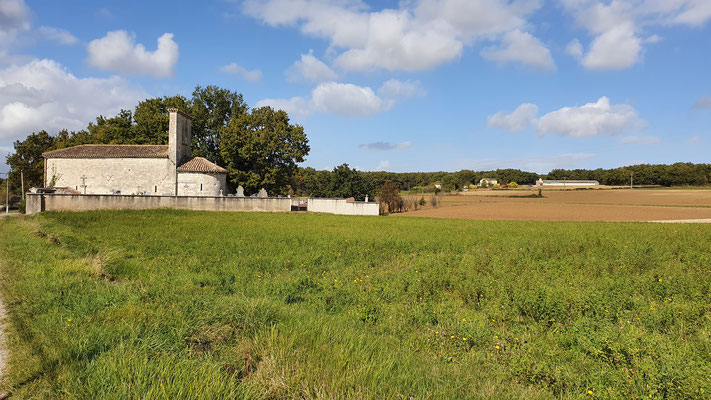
xmin=0 ymin=210 xmax=710 ymax=399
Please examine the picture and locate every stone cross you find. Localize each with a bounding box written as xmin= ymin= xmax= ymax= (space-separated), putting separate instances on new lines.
xmin=258 ymin=188 xmax=268 ymax=198
xmin=236 ymin=186 xmax=245 ymax=197
xmin=80 ymin=175 xmax=88 ymax=194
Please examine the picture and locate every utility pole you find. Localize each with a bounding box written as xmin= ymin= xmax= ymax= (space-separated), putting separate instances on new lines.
xmin=21 ymin=169 xmax=24 ymax=200
xmin=5 ymin=177 xmax=8 ymax=214
xmin=630 ymin=172 xmax=634 ymax=189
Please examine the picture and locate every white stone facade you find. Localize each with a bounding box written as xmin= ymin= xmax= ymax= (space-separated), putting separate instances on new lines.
xmin=45 ymin=158 xmax=176 ymax=195
xmin=177 ymin=172 xmax=226 ymax=196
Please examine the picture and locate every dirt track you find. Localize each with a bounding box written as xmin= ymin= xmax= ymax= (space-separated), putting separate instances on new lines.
xmin=396 ymin=189 xmax=711 ymax=222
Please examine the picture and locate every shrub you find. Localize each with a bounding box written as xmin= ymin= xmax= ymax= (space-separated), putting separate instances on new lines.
xmin=508 ymin=182 xmax=518 ymax=188
xmin=377 ymin=182 xmax=403 ymax=214
xmin=492 ymin=183 xmax=501 ymax=190
xmin=419 ymin=197 xmax=426 ymax=206
xmin=19 ymin=198 xmax=26 ymax=214
xmin=429 ymin=195 xmax=441 ymax=208
xmin=402 ymin=196 xmax=418 ymax=211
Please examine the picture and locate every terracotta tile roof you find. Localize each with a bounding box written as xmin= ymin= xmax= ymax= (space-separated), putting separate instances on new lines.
xmin=43 ymin=144 xmax=168 ymax=159
xmin=177 ymin=157 xmax=228 ymax=173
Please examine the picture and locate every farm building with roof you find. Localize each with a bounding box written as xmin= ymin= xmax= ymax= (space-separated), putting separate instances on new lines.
xmin=42 ymin=109 xmax=228 ymax=196
xmin=536 ymin=179 xmax=599 ymax=187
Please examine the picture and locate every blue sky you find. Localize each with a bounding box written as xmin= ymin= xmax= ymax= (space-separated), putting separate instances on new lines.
xmin=1 ymin=0 xmax=710 ymax=174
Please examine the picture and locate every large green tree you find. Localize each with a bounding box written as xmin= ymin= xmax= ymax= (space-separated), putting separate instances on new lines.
xmin=191 ymin=85 xmax=249 ymax=166
xmin=327 ymin=164 xmax=371 ymax=200
xmin=5 ymin=130 xmax=56 ymax=189
xmin=220 ymin=106 xmax=309 ymax=195
xmin=132 ymin=95 xmax=190 ymax=145
xmin=86 ymin=109 xmax=134 ymax=144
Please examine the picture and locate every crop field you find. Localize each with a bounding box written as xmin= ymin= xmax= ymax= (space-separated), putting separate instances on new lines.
xmin=0 ymin=210 xmax=710 ymax=399
xmin=398 ymin=189 xmax=711 ymax=222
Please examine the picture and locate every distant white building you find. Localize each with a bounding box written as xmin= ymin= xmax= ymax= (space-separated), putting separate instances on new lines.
xmin=478 ymin=178 xmax=498 ymax=187
xmin=536 ymin=179 xmax=599 ymax=187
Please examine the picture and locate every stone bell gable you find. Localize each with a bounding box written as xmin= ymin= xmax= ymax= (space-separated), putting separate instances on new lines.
xmin=168 ymin=108 xmax=192 ymax=167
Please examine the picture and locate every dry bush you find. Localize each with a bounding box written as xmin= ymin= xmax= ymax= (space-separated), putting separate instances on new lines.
xmin=402 ymin=196 xmax=419 ymax=211
xmin=430 ymin=195 xmax=442 ymax=208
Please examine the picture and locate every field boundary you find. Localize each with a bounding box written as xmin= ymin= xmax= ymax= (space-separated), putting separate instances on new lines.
xmin=649 ymin=219 xmax=711 ymax=223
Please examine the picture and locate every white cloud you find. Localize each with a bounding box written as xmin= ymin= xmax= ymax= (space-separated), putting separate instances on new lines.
xmin=377 ymin=79 xmax=426 ymax=100
xmin=311 ymin=81 xmax=384 ymax=116
xmin=487 ymin=103 xmax=538 ymax=131
xmin=36 ymin=26 xmax=78 ymax=45
xmin=489 ymin=97 xmax=643 ymax=138
xmin=256 ymin=96 xmax=312 ymax=118
xmin=565 ymin=39 xmax=583 ymax=59
xmin=644 ymin=34 xmax=661 ymax=44
xmin=243 ymin=0 xmax=545 ymax=72
xmin=561 ymin=0 xmax=711 ymax=71
xmin=257 ymin=79 xmax=421 ymax=117
xmin=480 ymin=29 xmax=555 ymax=70
xmin=374 ymin=160 xmax=390 ymax=171
xmin=220 ymin=62 xmax=262 ymax=82
xmin=359 ymin=141 xmax=412 ymax=151
xmin=0 ymin=59 xmax=147 ymax=142
xmin=0 ymin=49 xmax=30 ymax=65
xmin=619 ymin=135 xmax=660 ymax=145
xmin=286 ymin=50 xmax=338 ymax=83
xmin=685 ymin=135 xmax=701 ymax=145
xmin=670 ymin=0 xmax=711 ymax=26
xmin=537 ymin=97 xmax=643 ymax=138
xmin=86 ymin=31 xmax=178 ymax=78
xmin=582 ymin=23 xmax=641 ymax=70
xmin=0 ymin=0 xmax=30 ymax=44
xmin=695 ymin=96 xmax=711 ymax=109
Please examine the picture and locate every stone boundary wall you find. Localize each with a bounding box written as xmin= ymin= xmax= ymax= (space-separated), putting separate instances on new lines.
xmin=26 ymin=193 xmax=291 ymax=214
xmin=307 ymin=198 xmax=380 ymax=216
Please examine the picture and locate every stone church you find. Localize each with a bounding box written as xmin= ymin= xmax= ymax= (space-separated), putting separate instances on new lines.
xmin=42 ymin=109 xmax=228 ymax=196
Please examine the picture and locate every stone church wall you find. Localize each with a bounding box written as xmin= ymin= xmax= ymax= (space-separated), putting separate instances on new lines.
xmin=46 ymin=158 xmax=176 ymax=195
xmin=177 ymin=172 xmax=227 ymax=196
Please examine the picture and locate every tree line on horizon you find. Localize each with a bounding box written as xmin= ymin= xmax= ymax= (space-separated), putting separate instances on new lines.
xmin=288 ymin=162 xmax=711 ymax=201
xmin=3 ymin=85 xmax=710 ymax=200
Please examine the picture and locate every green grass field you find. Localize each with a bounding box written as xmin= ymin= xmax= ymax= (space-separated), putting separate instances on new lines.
xmin=0 ymin=210 xmax=710 ymax=399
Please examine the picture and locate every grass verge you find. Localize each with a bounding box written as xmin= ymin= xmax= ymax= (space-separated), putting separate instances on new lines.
xmin=0 ymin=210 xmax=710 ymax=399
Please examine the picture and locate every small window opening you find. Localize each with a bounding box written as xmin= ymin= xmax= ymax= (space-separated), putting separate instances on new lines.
xmin=76 ymin=186 xmax=78 ymax=190
xmin=200 ymin=183 xmax=203 ymax=191
xmin=154 ymin=185 xmax=157 ymax=193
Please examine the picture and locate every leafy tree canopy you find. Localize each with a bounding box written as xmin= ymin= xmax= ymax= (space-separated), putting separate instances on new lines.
xmin=220 ymin=106 xmax=309 ymax=195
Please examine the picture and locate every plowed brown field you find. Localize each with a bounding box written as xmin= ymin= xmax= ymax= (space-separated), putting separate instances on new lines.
xmin=395 ymin=189 xmax=711 ymax=222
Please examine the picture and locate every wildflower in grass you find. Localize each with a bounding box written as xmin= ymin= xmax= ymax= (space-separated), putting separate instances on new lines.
xmin=462 ymin=337 xmax=466 ymax=341
xmin=495 ymin=345 xmax=500 ymax=350
xmin=451 ymin=335 xmax=455 ymax=339
xmin=588 ymin=390 xmax=594 ymax=395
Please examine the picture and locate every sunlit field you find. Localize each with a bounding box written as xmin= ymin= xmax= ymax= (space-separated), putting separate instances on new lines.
xmin=1 ymin=210 xmax=710 ymax=399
